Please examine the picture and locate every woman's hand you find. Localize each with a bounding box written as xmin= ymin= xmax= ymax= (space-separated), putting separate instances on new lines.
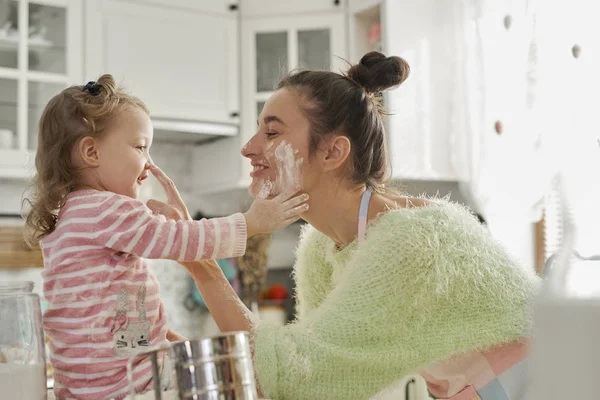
xmin=145 ymin=164 xmax=191 ymax=221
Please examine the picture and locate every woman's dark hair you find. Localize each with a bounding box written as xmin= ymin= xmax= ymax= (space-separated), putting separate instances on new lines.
xmin=276 ymin=51 xmax=410 ymax=192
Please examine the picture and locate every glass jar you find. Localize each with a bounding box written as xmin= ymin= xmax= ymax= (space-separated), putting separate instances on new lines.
xmin=0 ymin=281 xmax=47 ymax=399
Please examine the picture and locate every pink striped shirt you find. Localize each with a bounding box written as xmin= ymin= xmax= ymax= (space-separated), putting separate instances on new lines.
xmin=41 ymin=190 xmax=247 ymax=399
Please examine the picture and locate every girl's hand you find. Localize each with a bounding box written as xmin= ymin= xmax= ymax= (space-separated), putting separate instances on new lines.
xmin=145 ymin=165 xmax=191 ymax=221
xmin=243 ymin=187 xmax=309 ymax=237
xmin=145 ymin=166 xmax=220 ymax=273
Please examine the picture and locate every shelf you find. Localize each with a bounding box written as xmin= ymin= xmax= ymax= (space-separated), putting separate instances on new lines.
xmin=152 ymin=118 xmax=239 ymax=145
xmin=0 ymin=34 xmax=55 ymax=52
xmin=0 ymin=100 xmax=54 ymax=108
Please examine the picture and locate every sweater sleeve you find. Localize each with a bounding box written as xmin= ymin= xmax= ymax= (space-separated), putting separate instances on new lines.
xmin=253 ymin=205 xmax=540 ymax=400
xmin=64 ymin=193 xmax=247 ymax=260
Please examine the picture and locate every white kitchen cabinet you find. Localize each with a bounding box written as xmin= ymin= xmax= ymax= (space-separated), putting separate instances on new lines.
xmin=348 ymin=0 xmax=380 ymax=14
xmin=121 ymin=0 xmax=237 ymax=15
xmin=84 ymin=0 xmax=240 ymax=124
xmin=0 ymin=0 xmax=82 ymax=179
xmin=350 ymin=0 xmax=468 ymax=181
xmin=193 ymin=11 xmax=347 ymax=193
xmin=241 ymin=0 xmax=344 ymax=18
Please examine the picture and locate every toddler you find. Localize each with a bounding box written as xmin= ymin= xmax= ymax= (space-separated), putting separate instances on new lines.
xmin=24 ymin=75 xmax=308 ymax=399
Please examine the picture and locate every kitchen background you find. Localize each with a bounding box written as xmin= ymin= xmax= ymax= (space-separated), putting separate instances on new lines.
xmin=0 ymin=0 xmax=598 ymax=341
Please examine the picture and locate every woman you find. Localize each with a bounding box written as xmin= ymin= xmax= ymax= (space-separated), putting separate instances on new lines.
xmin=154 ymin=52 xmax=540 ymax=400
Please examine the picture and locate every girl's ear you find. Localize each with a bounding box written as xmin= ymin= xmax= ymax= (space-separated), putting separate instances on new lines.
xmin=76 ymin=136 xmax=101 ymax=167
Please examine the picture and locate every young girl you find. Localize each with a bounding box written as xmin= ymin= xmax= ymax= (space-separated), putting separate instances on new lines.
xmin=24 ymin=74 xmax=308 ymax=400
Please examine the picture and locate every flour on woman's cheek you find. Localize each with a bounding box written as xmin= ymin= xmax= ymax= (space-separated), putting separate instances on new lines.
xmin=257 ymin=180 xmax=273 ymax=200
xmin=255 ymin=141 xmax=303 ymax=198
xmin=273 ymin=141 xmax=303 ymax=195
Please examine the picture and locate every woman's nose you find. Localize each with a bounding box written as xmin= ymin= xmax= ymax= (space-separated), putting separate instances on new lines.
xmin=241 ymin=135 xmax=258 ymax=158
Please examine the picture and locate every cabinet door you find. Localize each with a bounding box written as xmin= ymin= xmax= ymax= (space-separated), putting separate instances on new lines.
xmin=191 ymin=12 xmax=346 ymax=194
xmin=124 ymin=0 xmax=237 ymax=15
xmin=382 ymin=0 xmax=463 ymax=181
xmin=242 ymin=13 xmax=346 ymax=133
xmin=85 ymin=0 xmax=239 ymax=124
xmin=236 ymin=13 xmax=346 ymax=190
xmin=241 ymin=0 xmax=343 ymax=18
xmin=0 ymin=0 xmax=82 ymax=179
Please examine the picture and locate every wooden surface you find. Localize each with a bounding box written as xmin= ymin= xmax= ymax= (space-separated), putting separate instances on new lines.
xmin=0 ymin=226 xmax=43 ymax=269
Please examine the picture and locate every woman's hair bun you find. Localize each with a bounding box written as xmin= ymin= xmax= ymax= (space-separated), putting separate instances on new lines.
xmin=346 ymin=51 xmax=410 ymax=93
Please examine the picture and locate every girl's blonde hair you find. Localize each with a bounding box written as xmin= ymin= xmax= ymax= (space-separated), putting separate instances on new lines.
xmin=23 ymin=74 xmax=148 ymax=247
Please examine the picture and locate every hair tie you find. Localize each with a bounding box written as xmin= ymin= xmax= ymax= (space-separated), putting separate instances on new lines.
xmin=82 ymin=81 xmax=101 ymax=96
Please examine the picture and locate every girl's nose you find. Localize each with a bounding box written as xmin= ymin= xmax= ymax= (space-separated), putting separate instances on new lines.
xmin=146 ymin=155 xmax=154 ymax=168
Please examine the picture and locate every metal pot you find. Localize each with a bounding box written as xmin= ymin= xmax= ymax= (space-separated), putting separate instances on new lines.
xmin=127 ymin=331 xmax=258 ymax=400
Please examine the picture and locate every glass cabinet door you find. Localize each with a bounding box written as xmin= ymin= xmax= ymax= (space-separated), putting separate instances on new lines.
xmin=256 ymin=101 xmax=265 ymax=119
xmin=27 ymin=80 xmax=62 ymax=149
xmin=0 ymin=78 xmax=17 ymax=149
xmin=297 ymin=28 xmax=330 ymax=70
xmin=0 ymin=0 xmax=76 ymax=155
xmin=27 ymin=2 xmax=66 ymax=74
xmin=255 ymin=31 xmax=287 ymax=93
xmin=0 ymin=0 xmax=20 ymax=69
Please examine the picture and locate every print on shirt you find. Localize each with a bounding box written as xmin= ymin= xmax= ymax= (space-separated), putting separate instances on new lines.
xmin=111 ymin=285 xmax=150 ymax=358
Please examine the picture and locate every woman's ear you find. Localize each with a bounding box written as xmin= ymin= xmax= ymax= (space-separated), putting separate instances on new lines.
xmin=76 ymin=136 xmax=101 ymax=167
xmin=320 ymin=135 xmax=351 ymax=172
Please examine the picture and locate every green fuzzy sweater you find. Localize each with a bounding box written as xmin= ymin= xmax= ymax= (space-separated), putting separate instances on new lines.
xmin=253 ymin=200 xmax=541 ymax=400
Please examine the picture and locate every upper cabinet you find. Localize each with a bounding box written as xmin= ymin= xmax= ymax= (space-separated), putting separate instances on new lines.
xmin=192 ymin=6 xmax=347 ymax=193
xmin=0 ymin=0 xmax=82 ymax=179
xmin=350 ymin=0 xmax=468 ymax=181
xmin=241 ymin=12 xmax=347 ymax=138
xmin=241 ymin=0 xmax=344 ymax=17
xmin=84 ymin=0 xmax=240 ymax=124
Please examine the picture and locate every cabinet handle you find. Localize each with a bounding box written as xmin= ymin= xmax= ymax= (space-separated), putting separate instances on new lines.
xmin=503 ymin=15 xmax=512 ymax=30
xmin=494 ymin=120 xmax=503 ymax=135
xmin=230 ymin=112 xmax=240 ymax=118
xmin=572 ymin=44 xmax=581 ymax=59
xmin=229 ymin=4 xmax=238 ymax=11
xmin=333 ymin=0 xmax=340 ymax=5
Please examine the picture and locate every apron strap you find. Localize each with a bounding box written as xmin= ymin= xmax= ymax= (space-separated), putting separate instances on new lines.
xmin=357 ymin=189 xmax=372 ymax=244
